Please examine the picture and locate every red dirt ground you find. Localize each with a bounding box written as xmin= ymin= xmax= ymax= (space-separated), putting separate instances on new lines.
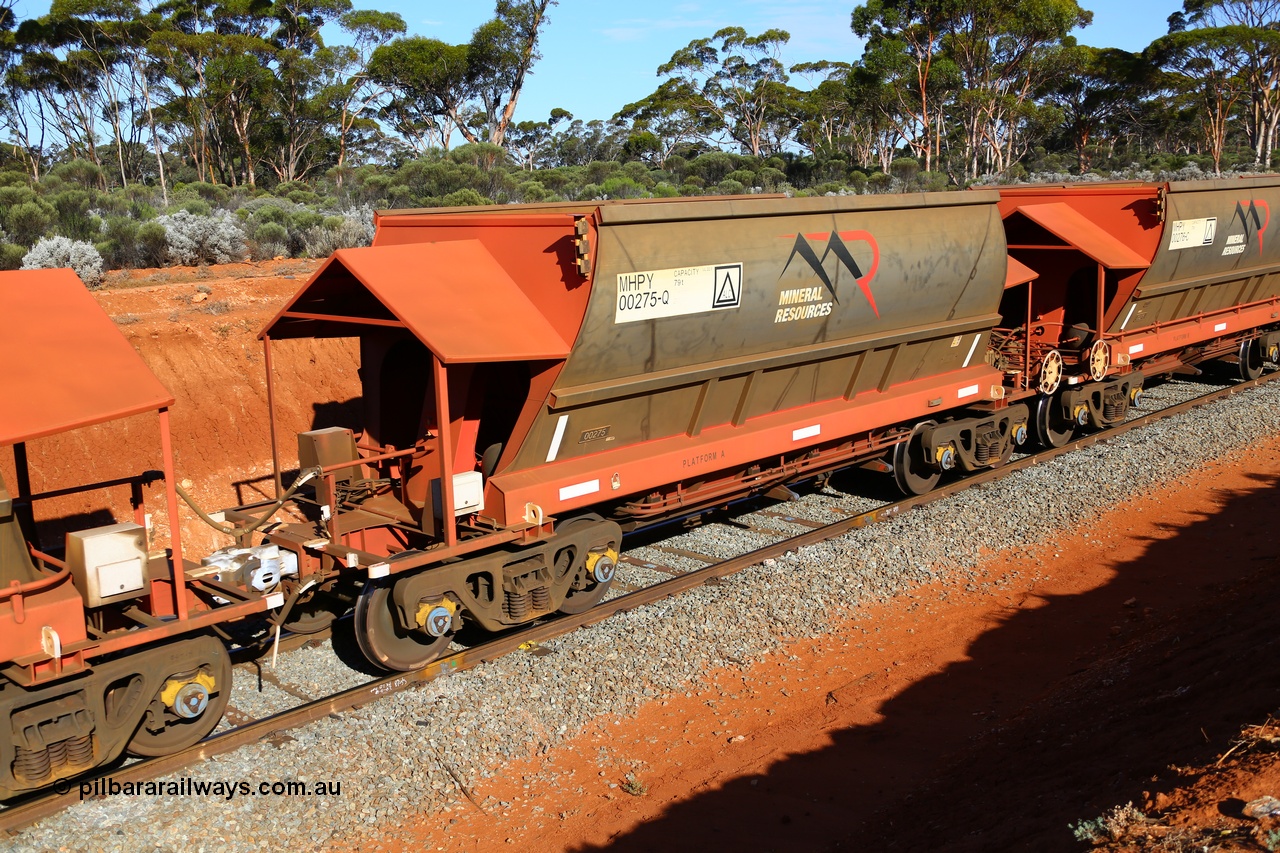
xmin=7 ymin=262 xmax=1280 ymax=851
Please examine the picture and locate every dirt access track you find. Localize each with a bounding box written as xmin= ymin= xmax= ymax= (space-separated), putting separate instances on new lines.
xmin=5 ymin=263 xmax=1280 ymax=851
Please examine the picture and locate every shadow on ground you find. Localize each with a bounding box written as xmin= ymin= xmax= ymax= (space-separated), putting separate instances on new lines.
xmin=571 ymin=472 xmax=1280 ymax=852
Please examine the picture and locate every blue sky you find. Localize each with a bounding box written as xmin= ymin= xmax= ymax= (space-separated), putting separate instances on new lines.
xmin=11 ymin=0 xmax=1183 ymax=126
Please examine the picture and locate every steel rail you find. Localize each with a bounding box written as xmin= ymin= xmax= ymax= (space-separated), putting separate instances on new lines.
xmin=3 ymin=370 xmax=1277 ymax=837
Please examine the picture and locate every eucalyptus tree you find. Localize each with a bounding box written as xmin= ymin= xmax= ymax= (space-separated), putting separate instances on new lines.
xmin=367 ymin=36 xmax=470 ymax=151
xmin=1169 ymin=0 xmax=1280 ymax=166
xmin=368 ymin=0 xmax=554 ymax=152
xmin=467 ymin=0 xmax=554 ymax=147
xmin=11 ymin=5 xmax=121 ymax=179
xmin=851 ymin=0 xmax=959 ymax=173
xmin=325 ymin=9 xmax=405 ymax=176
xmin=263 ymin=0 xmax=352 ymax=183
xmin=1151 ymin=23 xmax=1257 ymax=174
xmin=1045 ymin=45 xmax=1146 ymax=172
xmin=650 ymin=26 xmax=795 ymax=157
xmin=941 ymin=0 xmax=1091 ymax=180
xmin=614 ymin=79 xmax=722 ymax=167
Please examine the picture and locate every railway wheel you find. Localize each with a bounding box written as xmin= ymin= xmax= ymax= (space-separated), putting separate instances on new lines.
xmin=280 ymin=586 xmax=341 ymax=635
xmin=1238 ymin=337 xmax=1264 ymax=381
xmin=558 ymin=515 xmax=616 ymax=615
xmin=893 ymin=420 xmax=941 ymax=496
xmin=355 ymin=580 xmax=453 ymax=672
xmin=126 ymin=636 xmax=231 ymax=757
xmin=1033 ymin=394 xmax=1076 ymax=449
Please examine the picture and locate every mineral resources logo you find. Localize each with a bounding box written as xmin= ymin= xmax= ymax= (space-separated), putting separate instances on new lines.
xmin=776 ymin=230 xmax=881 ymax=323
xmin=1226 ymin=199 xmax=1271 ymax=257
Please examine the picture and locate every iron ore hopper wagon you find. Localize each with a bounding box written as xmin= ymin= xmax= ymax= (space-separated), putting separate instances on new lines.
xmin=2 ymin=176 xmax=1279 ymax=800
xmin=0 ymin=271 xmax=269 ymax=799
xmin=248 ymin=191 xmax=1028 ymax=671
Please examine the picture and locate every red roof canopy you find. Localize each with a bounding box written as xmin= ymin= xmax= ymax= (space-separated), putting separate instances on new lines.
xmin=0 ymin=269 xmax=174 ymax=446
xmin=1013 ymin=203 xmax=1151 ymax=269
xmin=1004 ymin=256 xmax=1039 ymax=289
xmin=261 ymin=240 xmax=571 ymax=363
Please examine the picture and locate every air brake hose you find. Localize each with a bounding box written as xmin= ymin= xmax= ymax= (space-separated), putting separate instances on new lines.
xmin=174 ymin=468 xmax=320 ymax=537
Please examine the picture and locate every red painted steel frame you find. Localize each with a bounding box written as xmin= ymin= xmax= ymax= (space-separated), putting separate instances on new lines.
xmin=1114 ymin=298 xmax=1280 ymax=362
xmin=492 ymin=363 xmax=1005 ymax=520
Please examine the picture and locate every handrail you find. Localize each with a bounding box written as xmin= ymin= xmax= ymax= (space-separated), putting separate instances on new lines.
xmin=0 ymin=560 xmax=70 ymax=600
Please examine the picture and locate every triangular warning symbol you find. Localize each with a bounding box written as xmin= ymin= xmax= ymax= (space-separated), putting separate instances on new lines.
xmin=711 ymin=263 xmax=742 ymax=308
xmin=716 ymin=273 xmax=738 ymax=302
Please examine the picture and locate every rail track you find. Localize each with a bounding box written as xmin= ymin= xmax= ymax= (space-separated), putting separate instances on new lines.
xmin=3 ymin=369 xmax=1276 ymax=838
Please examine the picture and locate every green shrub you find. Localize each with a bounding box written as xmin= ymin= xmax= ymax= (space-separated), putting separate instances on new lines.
xmin=0 ymin=185 xmax=35 ymax=207
xmin=439 ymin=188 xmax=491 ymax=207
xmin=182 ymin=199 xmax=212 ymax=216
xmin=757 ymin=167 xmax=787 ymax=190
xmin=136 ymin=221 xmax=168 ymax=268
xmin=98 ymin=217 xmax=140 ymax=268
xmin=253 ymin=222 xmax=289 ymax=244
xmin=251 ymin=229 xmax=289 ymax=260
xmin=0 ymin=243 xmax=25 ymax=270
xmin=289 ymin=210 xmax=323 ymax=231
xmin=50 ymin=190 xmax=98 ymax=241
xmin=252 ymin=203 xmax=289 ymax=226
xmin=890 ymin=157 xmax=920 ymax=184
xmin=49 ymin=159 xmax=103 ymax=190
xmin=5 ymin=201 xmax=51 ymax=247
xmin=867 ymin=172 xmax=893 ymax=193
xmin=599 ymin=176 xmax=646 ymax=199
xmin=186 ymin=181 xmax=231 ymax=203
xmin=517 ymin=180 xmax=552 ymax=202
xmin=688 ymin=152 xmax=736 ymax=184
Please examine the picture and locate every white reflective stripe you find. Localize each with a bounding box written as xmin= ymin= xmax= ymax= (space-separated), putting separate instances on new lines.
xmin=1128 ymin=343 xmax=1144 ymax=355
xmin=1120 ymin=304 xmax=1137 ymax=331
xmin=368 ymin=562 xmax=390 ymax=579
xmin=1214 ymin=322 xmax=1227 ymax=332
xmin=792 ymin=424 xmax=821 ymax=441
xmin=265 ymin=592 xmax=285 ymax=609
xmin=958 ymin=384 xmax=979 ymax=399
xmin=546 ymin=414 xmax=568 ymax=462
xmin=559 ymin=480 xmax=600 ymax=501
xmin=962 ymin=333 xmax=981 ymax=368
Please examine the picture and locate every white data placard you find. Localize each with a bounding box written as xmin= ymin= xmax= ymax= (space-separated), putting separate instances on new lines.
xmin=615 ymin=263 xmax=742 ymax=323
xmin=1168 ymin=217 xmax=1217 ymax=250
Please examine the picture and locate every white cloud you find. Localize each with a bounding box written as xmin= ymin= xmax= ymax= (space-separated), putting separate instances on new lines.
xmin=599 ymin=16 xmax=720 ymax=43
